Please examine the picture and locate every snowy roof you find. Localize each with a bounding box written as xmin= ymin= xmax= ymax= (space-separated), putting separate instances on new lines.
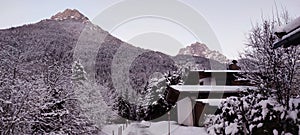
xmin=191 ymin=70 xmax=244 ymax=73
xmin=274 ymin=16 xmax=300 ymax=34
xmin=273 ymin=27 xmax=300 ymax=48
xmin=195 ymin=99 xmax=226 ymax=106
xmin=273 ymin=16 xmax=300 ymax=48
xmin=170 ymin=85 xmax=255 ymax=93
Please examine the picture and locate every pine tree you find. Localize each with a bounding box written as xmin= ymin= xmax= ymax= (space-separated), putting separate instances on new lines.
xmin=72 ymin=60 xmax=87 ymax=84
xmin=72 ymin=60 xmax=118 ymax=129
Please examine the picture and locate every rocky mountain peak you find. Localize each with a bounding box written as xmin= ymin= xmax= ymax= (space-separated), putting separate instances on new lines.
xmin=178 ymin=42 xmax=210 ymax=56
xmin=178 ymin=42 xmax=229 ymax=63
xmin=50 ymin=9 xmax=89 ymax=22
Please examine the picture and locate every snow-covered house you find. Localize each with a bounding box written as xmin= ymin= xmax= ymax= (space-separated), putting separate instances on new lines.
xmin=166 ymin=70 xmax=254 ymax=127
xmin=273 ymin=16 xmax=300 ymax=48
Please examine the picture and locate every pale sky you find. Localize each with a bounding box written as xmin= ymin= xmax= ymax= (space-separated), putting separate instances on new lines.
xmin=1 ymin=0 xmax=300 ymax=59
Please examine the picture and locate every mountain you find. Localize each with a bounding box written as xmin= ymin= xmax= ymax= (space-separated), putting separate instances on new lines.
xmin=0 ymin=9 xmax=227 ymax=132
xmin=0 ymin=9 xmax=107 ymax=134
xmin=178 ymin=42 xmax=229 ymax=63
xmin=50 ymin=9 xmax=89 ymax=22
xmin=0 ymin=8 xmax=180 ymax=126
xmin=172 ymin=55 xmax=227 ymax=70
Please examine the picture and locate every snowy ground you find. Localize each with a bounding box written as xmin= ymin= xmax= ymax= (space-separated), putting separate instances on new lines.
xmin=102 ymin=121 xmax=208 ymax=135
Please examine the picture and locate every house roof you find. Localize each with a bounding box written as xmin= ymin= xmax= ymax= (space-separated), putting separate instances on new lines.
xmin=273 ymin=16 xmax=300 ymax=48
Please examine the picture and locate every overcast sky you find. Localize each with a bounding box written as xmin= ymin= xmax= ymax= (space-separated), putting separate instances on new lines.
xmin=1 ymin=0 xmax=300 ymax=59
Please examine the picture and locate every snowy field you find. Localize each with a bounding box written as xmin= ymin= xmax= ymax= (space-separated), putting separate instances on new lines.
xmin=102 ymin=121 xmax=208 ymax=135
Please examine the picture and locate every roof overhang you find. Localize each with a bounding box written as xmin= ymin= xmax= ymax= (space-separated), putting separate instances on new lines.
xmin=273 ymin=16 xmax=300 ymax=49
xmin=273 ymin=27 xmax=300 ymax=49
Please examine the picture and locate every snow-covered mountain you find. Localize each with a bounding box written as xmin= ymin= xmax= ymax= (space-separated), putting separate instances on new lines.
xmin=0 ymin=9 xmax=226 ymax=131
xmin=0 ymin=8 xmax=180 ymax=123
xmin=50 ymin=9 xmax=89 ymax=22
xmin=178 ymin=42 xmax=229 ymax=63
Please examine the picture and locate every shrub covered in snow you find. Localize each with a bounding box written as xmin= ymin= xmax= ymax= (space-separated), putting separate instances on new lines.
xmin=204 ymin=88 xmax=300 ymax=135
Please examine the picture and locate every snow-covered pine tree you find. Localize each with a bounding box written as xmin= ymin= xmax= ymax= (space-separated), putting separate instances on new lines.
xmin=72 ymin=60 xmax=118 ymax=129
xmin=113 ymin=69 xmax=185 ymax=121
xmin=72 ymin=60 xmax=87 ymax=83
xmin=142 ymin=69 xmax=185 ymax=120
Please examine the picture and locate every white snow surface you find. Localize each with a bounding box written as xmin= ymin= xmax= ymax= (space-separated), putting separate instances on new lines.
xmin=225 ymin=123 xmax=239 ymax=135
xmin=283 ymin=16 xmax=300 ymax=33
xmin=103 ymin=121 xmax=208 ymax=135
xmin=275 ymin=16 xmax=300 ymax=33
xmin=273 ymin=129 xmax=278 ymax=135
xmin=195 ymin=99 xmax=225 ymax=106
xmin=171 ymin=85 xmax=254 ymax=92
xmin=281 ymin=27 xmax=300 ymax=40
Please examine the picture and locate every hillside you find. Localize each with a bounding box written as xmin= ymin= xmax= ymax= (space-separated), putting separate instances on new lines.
xmin=0 ymin=9 xmax=180 ymax=123
xmin=0 ymin=9 xmax=226 ymax=134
